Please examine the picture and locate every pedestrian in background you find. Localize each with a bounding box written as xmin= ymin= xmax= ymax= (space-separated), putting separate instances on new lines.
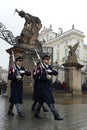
xmin=31 ymin=61 xmax=49 ymax=112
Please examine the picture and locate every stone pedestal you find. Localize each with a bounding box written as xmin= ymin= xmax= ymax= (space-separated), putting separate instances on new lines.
xmin=63 ymin=62 xmax=83 ymax=96
xmin=68 ymin=66 xmax=82 ymax=95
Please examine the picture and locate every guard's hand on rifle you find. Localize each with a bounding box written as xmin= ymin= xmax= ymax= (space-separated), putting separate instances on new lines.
xmin=19 ymin=70 xmax=25 ymax=74
xmin=16 ymin=75 xmax=22 ymax=80
xmin=46 ymin=74 xmax=52 ymax=80
xmin=47 ymin=69 xmax=52 ymax=73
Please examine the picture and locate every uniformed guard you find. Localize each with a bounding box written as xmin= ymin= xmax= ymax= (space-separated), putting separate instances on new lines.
xmin=8 ymin=56 xmax=31 ymax=118
xmin=33 ymin=54 xmax=63 ymax=120
xmin=32 ymin=61 xmax=49 ymax=112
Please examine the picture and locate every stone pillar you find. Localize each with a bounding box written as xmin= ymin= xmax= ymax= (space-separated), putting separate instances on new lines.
xmin=63 ymin=62 xmax=83 ymax=96
xmin=68 ymin=66 xmax=82 ymax=95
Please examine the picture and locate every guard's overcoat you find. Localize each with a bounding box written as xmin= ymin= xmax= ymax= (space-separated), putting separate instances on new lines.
xmin=33 ymin=64 xmax=58 ymax=104
xmin=8 ymin=65 xmax=31 ymax=104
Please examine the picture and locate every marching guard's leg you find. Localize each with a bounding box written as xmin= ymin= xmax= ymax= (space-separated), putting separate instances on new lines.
xmin=31 ymin=101 xmax=37 ymax=111
xmin=48 ymin=104 xmax=63 ymax=121
xmin=8 ymin=103 xmax=14 ymax=116
xmin=34 ymin=103 xmax=42 ymax=119
xmin=15 ymin=103 xmax=25 ymax=118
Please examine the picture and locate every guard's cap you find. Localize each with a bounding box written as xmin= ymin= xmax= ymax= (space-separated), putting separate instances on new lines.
xmin=15 ymin=56 xmax=23 ymax=61
xmin=42 ymin=54 xmax=50 ymax=60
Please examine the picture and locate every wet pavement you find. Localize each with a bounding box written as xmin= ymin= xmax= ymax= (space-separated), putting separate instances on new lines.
xmin=1 ymin=94 xmax=87 ymax=130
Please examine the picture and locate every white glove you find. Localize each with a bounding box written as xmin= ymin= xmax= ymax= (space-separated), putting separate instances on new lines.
xmin=16 ymin=75 xmax=22 ymax=80
xmin=19 ymin=70 xmax=25 ymax=74
xmin=46 ymin=75 xmax=52 ymax=80
xmin=47 ymin=69 xmax=52 ymax=73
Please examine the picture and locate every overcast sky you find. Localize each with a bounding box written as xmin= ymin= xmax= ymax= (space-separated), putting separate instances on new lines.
xmin=0 ymin=0 xmax=87 ymax=69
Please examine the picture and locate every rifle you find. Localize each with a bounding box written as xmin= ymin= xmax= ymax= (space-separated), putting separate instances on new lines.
xmin=34 ymin=49 xmax=48 ymax=73
xmin=32 ymin=57 xmax=37 ymax=66
xmin=11 ymin=51 xmax=22 ymax=79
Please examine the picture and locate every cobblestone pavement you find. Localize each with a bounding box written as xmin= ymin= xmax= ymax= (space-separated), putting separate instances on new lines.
xmin=1 ymin=94 xmax=87 ymax=130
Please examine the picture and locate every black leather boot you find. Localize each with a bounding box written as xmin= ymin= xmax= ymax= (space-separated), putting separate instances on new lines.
xmin=48 ymin=104 xmax=63 ymax=121
xmin=8 ymin=103 xmax=14 ymax=116
xmin=34 ymin=113 xmax=42 ymax=119
xmin=34 ymin=103 xmax=42 ymax=119
xmin=54 ymin=113 xmax=63 ymax=120
xmin=18 ymin=111 xmax=25 ymax=118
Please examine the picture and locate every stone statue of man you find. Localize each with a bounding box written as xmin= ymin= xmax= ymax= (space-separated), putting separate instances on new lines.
xmin=15 ymin=9 xmax=42 ymax=45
